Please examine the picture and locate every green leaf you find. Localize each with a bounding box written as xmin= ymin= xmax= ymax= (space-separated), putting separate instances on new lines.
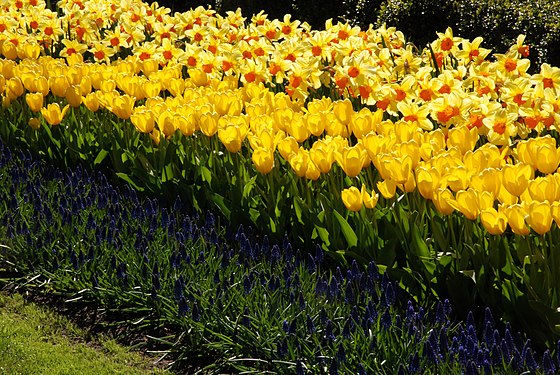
xmin=200 ymin=166 xmax=212 ymax=184
xmin=93 ymin=149 xmax=109 ymax=166
xmin=333 ymin=210 xmax=357 ymax=248
xmin=242 ymin=176 xmax=257 ymax=199
xmin=115 ymin=173 xmax=144 ymax=191
xmin=312 ymin=225 xmax=330 ymax=246
xmin=410 ymin=223 xmax=429 ymax=257
xmin=210 ymin=194 xmax=231 ymax=220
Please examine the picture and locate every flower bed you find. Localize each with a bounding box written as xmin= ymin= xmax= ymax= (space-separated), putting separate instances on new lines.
xmin=0 ymin=0 xmax=560 ymax=355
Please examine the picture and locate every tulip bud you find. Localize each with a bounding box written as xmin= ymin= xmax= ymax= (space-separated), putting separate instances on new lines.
xmin=28 ymin=117 xmax=41 ymax=130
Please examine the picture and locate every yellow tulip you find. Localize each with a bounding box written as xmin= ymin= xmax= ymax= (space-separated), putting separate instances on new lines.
xmin=167 ymin=78 xmax=186 ymax=97
xmin=471 ymin=168 xmax=501 ymax=198
xmin=143 ymin=81 xmax=161 ymax=99
xmin=447 ymin=125 xmax=479 ymax=155
xmin=26 ymin=76 xmax=49 ymax=96
xmin=527 ymin=175 xmax=559 ymax=202
xmin=19 ymin=42 xmax=41 ymax=60
xmin=158 ymin=111 xmax=176 ymax=138
xmin=218 ymin=124 xmax=246 ymax=153
xmin=432 ymin=188 xmax=456 ymax=215
xmin=502 ymin=163 xmax=533 ymax=197
xmin=535 ymin=143 xmax=560 ymax=174
xmin=309 ymin=146 xmax=333 ymax=174
xmin=100 ymin=79 xmax=117 ymax=93
xmin=288 ymin=148 xmax=309 ymax=178
xmin=199 ymin=112 xmax=219 ymax=137
xmin=497 ymin=184 xmax=518 ymax=205
xmin=341 ymin=186 xmax=363 ymax=212
xmin=305 ymin=159 xmax=321 ymax=180
xmin=142 ymin=59 xmax=159 ymax=77
xmin=416 ymin=167 xmax=440 ymax=200
xmin=445 ymin=166 xmax=470 ymax=192
xmin=131 ymin=110 xmax=155 ymax=133
xmin=175 ymin=114 xmax=197 ymax=136
xmin=333 ymin=99 xmax=354 ymax=126
xmin=361 ymin=185 xmax=379 ymax=209
xmin=111 ymin=95 xmax=135 ymax=120
xmin=83 ymin=92 xmax=100 ymax=112
xmin=252 ymin=148 xmax=275 ymax=174
xmin=552 ymin=201 xmax=560 ymax=228
xmin=2 ymin=41 xmax=17 ymax=60
xmin=65 ymin=85 xmax=82 ymax=108
xmin=526 ymin=201 xmax=553 ymax=235
xmin=288 ymin=114 xmax=310 ymax=143
xmin=25 ymin=92 xmax=43 ymax=113
xmin=336 ymin=146 xmax=368 ymax=178
xmin=503 ymin=204 xmax=530 ymax=235
xmin=449 ymin=189 xmax=479 ymax=220
xmin=304 ymin=112 xmax=326 ymax=136
xmin=401 ymin=170 xmax=417 ymax=193
xmin=189 ymin=69 xmax=208 ymax=86
xmin=49 ymin=76 xmax=70 ymax=98
xmin=6 ymin=77 xmax=24 ymax=99
xmin=41 ymin=103 xmax=70 ymax=126
xmin=390 ymin=155 xmax=413 ymax=185
xmin=278 ymin=136 xmax=299 ymax=161
xmin=480 ymin=208 xmax=508 ymax=235
xmin=79 ymin=76 xmax=92 ymax=96
xmin=377 ymin=179 xmax=397 ymax=199
xmin=149 ymin=128 xmax=161 ymax=145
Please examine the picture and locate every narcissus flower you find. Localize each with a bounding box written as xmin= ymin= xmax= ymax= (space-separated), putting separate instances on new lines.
xmin=341 ymin=186 xmax=362 ymax=212
xmin=41 ymin=103 xmax=70 ymax=125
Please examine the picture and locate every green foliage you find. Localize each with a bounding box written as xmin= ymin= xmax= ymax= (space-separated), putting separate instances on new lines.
xmin=1 ymin=143 xmax=555 ymax=373
xmin=376 ymin=0 xmax=560 ymax=69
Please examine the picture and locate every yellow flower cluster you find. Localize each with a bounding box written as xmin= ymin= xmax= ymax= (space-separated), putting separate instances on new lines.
xmin=1 ymin=0 xmax=560 ymax=236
